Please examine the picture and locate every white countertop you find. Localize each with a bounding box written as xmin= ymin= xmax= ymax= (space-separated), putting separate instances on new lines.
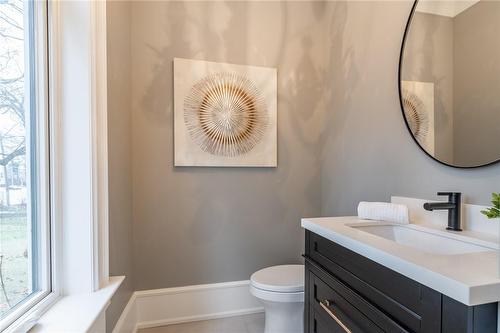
xmin=302 ymin=216 xmax=500 ymax=306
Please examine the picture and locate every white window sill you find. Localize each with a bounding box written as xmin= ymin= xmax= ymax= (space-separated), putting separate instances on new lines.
xmin=29 ymin=276 xmax=124 ymax=333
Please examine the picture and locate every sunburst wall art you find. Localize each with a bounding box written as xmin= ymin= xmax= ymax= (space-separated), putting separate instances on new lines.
xmin=174 ymin=58 xmax=277 ymax=167
xmin=401 ymin=81 xmax=435 ymax=155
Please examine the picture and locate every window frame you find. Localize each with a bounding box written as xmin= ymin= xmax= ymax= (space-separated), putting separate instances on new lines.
xmin=0 ymin=1 xmax=60 ymax=331
xmin=2 ymin=0 xmax=113 ymax=329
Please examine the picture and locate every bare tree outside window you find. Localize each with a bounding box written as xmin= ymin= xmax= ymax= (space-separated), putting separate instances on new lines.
xmin=0 ymin=0 xmax=31 ymax=316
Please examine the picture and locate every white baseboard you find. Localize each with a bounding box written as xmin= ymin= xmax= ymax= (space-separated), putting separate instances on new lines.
xmin=112 ymin=280 xmax=263 ymax=333
xmin=112 ymin=293 xmax=138 ymax=333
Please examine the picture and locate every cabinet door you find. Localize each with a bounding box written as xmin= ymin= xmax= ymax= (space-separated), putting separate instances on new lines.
xmin=306 ymin=260 xmax=410 ymax=333
xmin=308 ymin=270 xmax=384 ymax=333
xmin=441 ymin=296 xmax=497 ymax=333
xmin=306 ymin=231 xmax=441 ymax=332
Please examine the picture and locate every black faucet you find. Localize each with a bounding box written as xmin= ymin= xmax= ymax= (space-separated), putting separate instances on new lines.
xmin=423 ymin=192 xmax=462 ymax=231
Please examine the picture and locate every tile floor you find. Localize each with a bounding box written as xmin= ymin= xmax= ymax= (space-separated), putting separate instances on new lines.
xmin=138 ymin=313 xmax=265 ymax=333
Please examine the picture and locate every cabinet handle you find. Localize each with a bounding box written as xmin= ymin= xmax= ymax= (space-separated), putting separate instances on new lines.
xmin=319 ymin=300 xmax=352 ymax=333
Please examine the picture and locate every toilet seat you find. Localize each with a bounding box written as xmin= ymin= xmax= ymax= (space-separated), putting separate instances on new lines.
xmin=250 ymin=285 xmax=304 ymax=302
xmin=250 ymin=264 xmax=304 ymax=293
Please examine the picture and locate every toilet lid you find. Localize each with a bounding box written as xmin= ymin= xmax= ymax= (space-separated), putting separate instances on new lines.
xmin=250 ymin=265 xmax=304 ymax=293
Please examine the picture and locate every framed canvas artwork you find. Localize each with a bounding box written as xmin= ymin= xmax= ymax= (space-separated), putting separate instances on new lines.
xmin=174 ymin=58 xmax=277 ymax=167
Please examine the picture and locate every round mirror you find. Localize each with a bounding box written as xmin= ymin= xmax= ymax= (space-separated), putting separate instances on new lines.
xmin=399 ymin=0 xmax=500 ymax=168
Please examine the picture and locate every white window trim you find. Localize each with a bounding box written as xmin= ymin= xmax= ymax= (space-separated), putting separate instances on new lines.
xmin=90 ymin=0 xmax=110 ymax=291
xmin=5 ymin=0 xmax=119 ymax=331
xmin=54 ymin=0 xmax=111 ymax=293
xmin=54 ymin=0 xmax=110 ymax=295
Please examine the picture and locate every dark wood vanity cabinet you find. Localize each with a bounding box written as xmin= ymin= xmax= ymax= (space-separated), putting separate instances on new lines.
xmin=304 ymin=230 xmax=498 ymax=333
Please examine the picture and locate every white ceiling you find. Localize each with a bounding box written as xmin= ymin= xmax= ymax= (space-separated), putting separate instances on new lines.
xmin=416 ymin=0 xmax=481 ymax=18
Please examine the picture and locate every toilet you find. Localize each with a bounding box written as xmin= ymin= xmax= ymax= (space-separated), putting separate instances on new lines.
xmin=250 ymin=265 xmax=304 ymax=333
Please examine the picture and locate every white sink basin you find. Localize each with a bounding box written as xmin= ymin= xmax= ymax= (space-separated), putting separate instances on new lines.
xmin=350 ymin=224 xmax=495 ymax=255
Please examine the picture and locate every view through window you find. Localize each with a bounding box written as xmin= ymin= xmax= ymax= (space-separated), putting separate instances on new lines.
xmin=0 ymin=0 xmax=49 ymax=323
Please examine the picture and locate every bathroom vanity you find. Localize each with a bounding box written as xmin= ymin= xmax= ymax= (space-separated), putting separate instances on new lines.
xmin=302 ymin=212 xmax=500 ymax=333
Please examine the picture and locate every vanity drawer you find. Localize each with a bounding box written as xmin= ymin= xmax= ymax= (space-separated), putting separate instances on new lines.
xmin=311 ymin=306 xmax=371 ymax=333
xmin=307 ymin=260 xmax=409 ymax=333
xmin=313 ymin=312 xmax=348 ymax=333
xmin=305 ymin=231 xmax=441 ymax=332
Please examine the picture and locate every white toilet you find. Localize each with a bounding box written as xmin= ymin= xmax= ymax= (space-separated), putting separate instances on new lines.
xmin=250 ymin=265 xmax=304 ymax=333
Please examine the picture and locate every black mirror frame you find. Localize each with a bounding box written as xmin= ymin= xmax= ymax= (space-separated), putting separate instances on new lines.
xmin=398 ymin=0 xmax=500 ymax=169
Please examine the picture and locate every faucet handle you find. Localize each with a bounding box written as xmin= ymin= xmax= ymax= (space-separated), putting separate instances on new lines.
xmin=437 ymin=192 xmax=461 ymax=203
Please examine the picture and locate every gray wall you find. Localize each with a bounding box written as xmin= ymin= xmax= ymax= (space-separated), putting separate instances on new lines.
xmin=106 ymin=1 xmax=134 ymax=331
xmin=321 ymin=0 xmax=500 ymax=218
xmin=130 ymin=1 xmax=333 ymax=291
xmin=106 ymin=1 xmax=500 ymax=330
xmin=453 ymin=0 xmax=500 ymax=166
xmin=402 ymin=12 xmax=454 ymax=163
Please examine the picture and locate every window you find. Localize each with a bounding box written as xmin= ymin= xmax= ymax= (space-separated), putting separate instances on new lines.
xmin=0 ymin=0 xmax=51 ymax=329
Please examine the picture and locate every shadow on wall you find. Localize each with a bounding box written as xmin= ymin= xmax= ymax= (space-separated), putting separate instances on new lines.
xmin=321 ymin=1 xmax=358 ymax=155
xmin=141 ymin=1 xmax=192 ymax=124
xmin=140 ymin=1 xmax=287 ymax=123
xmin=281 ymin=32 xmax=331 ymax=206
xmin=131 ymin=1 xmax=337 ymax=289
xmin=321 ymin=1 xmax=386 ymax=214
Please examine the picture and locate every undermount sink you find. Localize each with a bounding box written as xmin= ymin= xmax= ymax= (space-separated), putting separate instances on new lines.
xmin=349 ymin=224 xmax=495 ymax=255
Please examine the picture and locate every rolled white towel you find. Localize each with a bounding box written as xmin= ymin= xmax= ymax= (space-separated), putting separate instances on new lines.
xmin=357 ymin=202 xmax=409 ymax=224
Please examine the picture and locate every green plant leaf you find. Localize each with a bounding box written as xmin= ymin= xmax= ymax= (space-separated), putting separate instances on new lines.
xmin=492 ymin=192 xmax=500 ymax=208
xmin=481 ymin=193 xmax=500 ymax=219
